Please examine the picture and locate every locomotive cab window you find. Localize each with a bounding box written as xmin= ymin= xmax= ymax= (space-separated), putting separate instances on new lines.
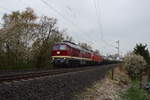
xmin=59 ymin=45 xmax=67 ymax=50
xmin=53 ymin=45 xmax=67 ymax=50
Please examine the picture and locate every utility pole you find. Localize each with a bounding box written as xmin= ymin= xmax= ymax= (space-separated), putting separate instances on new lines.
xmin=116 ymin=40 xmax=120 ymax=59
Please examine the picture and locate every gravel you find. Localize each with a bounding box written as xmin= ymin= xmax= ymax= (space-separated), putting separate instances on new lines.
xmin=0 ymin=64 xmax=116 ymax=100
xmin=0 ymin=68 xmax=52 ymax=76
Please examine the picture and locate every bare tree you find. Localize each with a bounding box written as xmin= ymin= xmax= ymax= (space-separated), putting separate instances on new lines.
xmin=31 ymin=16 xmax=65 ymax=68
xmin=0 ymin=8 xmax=69 ymax=69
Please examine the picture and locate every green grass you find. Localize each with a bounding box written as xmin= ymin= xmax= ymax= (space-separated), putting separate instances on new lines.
xmin=0 ymin=65 xmax=33 ymax=70
xmin=121 ymin=81 xmax=150 ymax=100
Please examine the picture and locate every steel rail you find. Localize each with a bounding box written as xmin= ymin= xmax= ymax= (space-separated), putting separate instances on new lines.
xmin=0 ymin=66 xmax=100 ymax=83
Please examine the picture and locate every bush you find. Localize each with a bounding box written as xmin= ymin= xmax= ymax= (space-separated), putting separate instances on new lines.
xmin=124 ymin=53 xmax=147 ymax=79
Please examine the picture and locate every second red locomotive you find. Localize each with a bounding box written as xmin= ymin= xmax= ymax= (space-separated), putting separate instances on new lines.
xmin=51 ymin=41 xmax=103 ymax=67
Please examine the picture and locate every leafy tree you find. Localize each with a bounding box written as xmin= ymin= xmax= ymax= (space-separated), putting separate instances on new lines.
xmin=133 ymin=44 xmax=150 ymax=81
xmin=134 ymin=43 xmax=150 ymax=65
xmin=0 ymin=8 xmax=37 ymax=67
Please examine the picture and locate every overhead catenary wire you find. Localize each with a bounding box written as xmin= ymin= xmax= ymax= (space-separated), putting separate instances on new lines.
xmin=92 ymin=0 xmax=103 ymax=40
xmin=40 ymin=0 xmax=114 ymax=53
xmin=92 ymin=0 xmax=117 ymax=49
xmin=39 ymin=0 xmax=95 ymax=46
xmin=91 ymin=0 xmax=121 ymax=56
xmin=0 ymin=0 xmax=116 ymax=54
xmin=40 ymin=0 xmax=87 ymax=34
xmin=40 ymin=0 xmax=75 ymax=26
xmin=18 ymin=0 xmax=97 ymax=48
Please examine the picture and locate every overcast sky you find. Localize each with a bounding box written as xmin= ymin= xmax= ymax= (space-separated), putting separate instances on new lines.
xmin=0 ymin=0 xmax=150 ymax=56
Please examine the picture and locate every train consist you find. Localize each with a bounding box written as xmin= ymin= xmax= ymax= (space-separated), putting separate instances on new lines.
xmin=51 ymin=41 xmax=117 ymax=67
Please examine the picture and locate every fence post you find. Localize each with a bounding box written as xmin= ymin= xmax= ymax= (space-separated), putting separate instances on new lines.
xmin=148 ymin=65 xmax=150 ymax=81
xmin=112 ymin=69 xmax=114 ymax=80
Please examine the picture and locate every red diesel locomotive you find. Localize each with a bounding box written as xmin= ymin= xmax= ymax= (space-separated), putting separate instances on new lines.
xmin=51 ymin=41 xmax=103 ymax=66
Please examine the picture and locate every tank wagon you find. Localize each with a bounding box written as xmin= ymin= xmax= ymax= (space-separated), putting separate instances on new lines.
xmin=51 ymin=41 xmax=103 ymax=67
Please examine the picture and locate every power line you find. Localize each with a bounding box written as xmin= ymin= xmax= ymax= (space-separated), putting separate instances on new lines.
xmin=92 ymin=0 xmax=103 ymax=40
xmin=39 ymin=0 xmax=95 ymax=45
xmin=40 ymin=0 xmax=92 ymax=45
xmin=91 ymin=0 xmax=121 ymax=56
xmin=1 ymin=0 xmax=115 ymax=52
xmin=40 ymin=0 xmax=76 ymax=26
xmin=92 ymin=0 xmax=116 ymax=49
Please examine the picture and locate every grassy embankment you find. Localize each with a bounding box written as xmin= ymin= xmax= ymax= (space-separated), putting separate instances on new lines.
xmin=0 ymin=63 xmax=53 ymax=70
xmin=121 ymin=80 xmax=150 ymax=100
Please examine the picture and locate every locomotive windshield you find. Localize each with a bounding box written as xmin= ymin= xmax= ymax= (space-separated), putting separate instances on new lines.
xmin=53 ymin=45 xmax=67 ymax=50
xmin=60 ymin=45 xmax=66 ymax=50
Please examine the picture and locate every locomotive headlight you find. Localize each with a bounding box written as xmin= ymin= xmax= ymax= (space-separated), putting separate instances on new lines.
xmin=57 ymin=51 xmax=60 ymax=54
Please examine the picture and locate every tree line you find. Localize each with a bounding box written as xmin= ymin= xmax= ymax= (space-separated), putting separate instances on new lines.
xmin=0 ymin=8 xmax=73 ymax=69
xmin=0 ymin=8 xmax=99 ymax=69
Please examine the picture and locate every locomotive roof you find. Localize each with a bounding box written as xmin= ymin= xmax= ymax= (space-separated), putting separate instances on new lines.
xmin=55 ymin=41 xmax=92 ymax=53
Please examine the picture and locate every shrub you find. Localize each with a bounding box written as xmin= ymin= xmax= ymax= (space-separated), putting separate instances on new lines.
xmin=124 ymin=53 xmax=147 ymax=79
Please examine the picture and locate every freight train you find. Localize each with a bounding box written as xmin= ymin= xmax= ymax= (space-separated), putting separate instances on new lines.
xmin=51 ymin=41 xmax=106 ymax=67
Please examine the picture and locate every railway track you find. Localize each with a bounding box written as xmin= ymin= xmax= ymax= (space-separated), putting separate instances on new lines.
xmin=0 ymin=64 xmax=118 ymax=83
xmin=0 ymin=66 xmax=105 ymax=83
